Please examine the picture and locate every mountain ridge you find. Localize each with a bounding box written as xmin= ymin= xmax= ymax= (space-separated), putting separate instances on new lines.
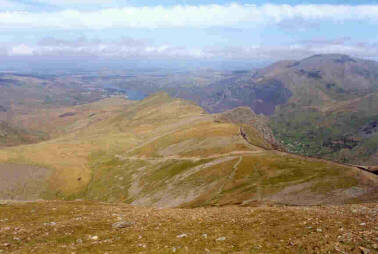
xmin=168 ymin=54 xmax=378 ymax=165
xmin=0 ymin=94 xmax=376 ymax=207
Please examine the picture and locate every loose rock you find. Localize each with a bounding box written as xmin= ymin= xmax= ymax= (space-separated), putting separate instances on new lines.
xmin=359 ymin=246 xmax=371 ymax=254
xmin=112 ymin=221 xmax=135 ymax=229
xmin=90 ymin=235 xmax=98 ymax=241
xmin=216 ymin=236 xmax=226 ymax=241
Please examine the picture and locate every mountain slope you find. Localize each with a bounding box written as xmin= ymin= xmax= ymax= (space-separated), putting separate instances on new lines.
xmin=264 ymin=55 xmax=378 ymax=165
xmin=0 ymin=121 xmax=47 ymax=147
xmin=0 ymin=94 xmax=376 ymax=206
xmin=172 ymin=54 xmax=378 ymax=165
xmin=172 ymin=73 xmax=292 ymax=115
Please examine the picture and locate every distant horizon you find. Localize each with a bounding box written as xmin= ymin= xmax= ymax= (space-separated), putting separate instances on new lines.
xmin=0 ymin=0 xmax=377 ymax=65
xmin=0 ymin=53 xmax=377 ymax=74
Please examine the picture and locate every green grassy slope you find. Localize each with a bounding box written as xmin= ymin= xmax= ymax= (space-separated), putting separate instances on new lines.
xmin=270 ymin=91 xmax=378 ymax=165
xmin=260 ymin=55 xmax=378 ymax=165
xmin=0 ymin=93 xmax=376 ymax=206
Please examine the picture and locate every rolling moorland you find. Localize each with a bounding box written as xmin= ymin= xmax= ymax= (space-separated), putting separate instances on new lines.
xmin=0 ymin=93 xmax=377 ymax=253
xmin=0 ymin=54 xmax=377 ymax=253
xmin=0 ymin=93 xmax=376 ymax=205
xmin=12 ymin=53 xmax=374 ymax=165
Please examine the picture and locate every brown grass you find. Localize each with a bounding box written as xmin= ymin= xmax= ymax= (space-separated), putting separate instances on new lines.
xmin=0 ymin=201 xmax=376 ymax=254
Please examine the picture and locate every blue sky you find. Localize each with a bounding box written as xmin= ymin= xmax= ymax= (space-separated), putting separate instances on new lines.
xmin=0 ymin=0 xmax=377 ymax=61
xmin=6 ymin=0 xmax=378 ymax=8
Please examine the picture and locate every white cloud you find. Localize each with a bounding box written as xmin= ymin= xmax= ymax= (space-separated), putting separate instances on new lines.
xmin=0 ymin=4 xmax=377 ymax=29
xmin=0 ymin=0 xmax=28 ymax=10
xmin=37 ymin=0 xmax=119 ymax=4
xmin=4 ymin=37 xmax=205 ymax=58
xmin=9 ymin=44 xmax=34 ymax=55
xmin=34 ymin=0 xmax=125 ymax=9
xmin=204 ymin=43 xmax=378 ymax=60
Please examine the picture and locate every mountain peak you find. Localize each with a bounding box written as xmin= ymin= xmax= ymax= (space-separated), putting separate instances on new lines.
xmin=300 ymin=54 xmax=357 ymax=64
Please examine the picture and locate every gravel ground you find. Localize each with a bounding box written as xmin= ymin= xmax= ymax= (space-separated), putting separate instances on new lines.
xmin=0 ymin=201 xmax=377 ymax=253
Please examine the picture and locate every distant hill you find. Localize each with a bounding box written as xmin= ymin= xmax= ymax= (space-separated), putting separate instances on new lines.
xmin=172 ymin=54 xmax=378 ymax=165
xmin=254 ymin=54 xmax=378 ymax=92
xmin=172 ymin=70 xmax=292 ymax=115
xmin=0 ymin=94 xmax=376 ymax=206
xmin=263 ymin=54 xmax=378 ymax=165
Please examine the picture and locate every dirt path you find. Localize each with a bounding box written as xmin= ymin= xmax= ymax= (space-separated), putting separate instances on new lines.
xmin=115 ymin=150 xmax=264 ymax=163
xmin=213 ymin=156 xmax=242 ymax=201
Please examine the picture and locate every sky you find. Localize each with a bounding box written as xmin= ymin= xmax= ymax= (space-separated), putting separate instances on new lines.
xmin=0 ymin=0 xmax=378 ymax=66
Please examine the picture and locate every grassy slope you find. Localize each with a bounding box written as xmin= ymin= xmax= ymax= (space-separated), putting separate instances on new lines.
xmin=0 ymin=93 xmax=376 ymax=206
xmin=0 ymin=73 xmax=116 ymax=148
xmin=270 ymin=92 xmax=378 ymax=165
xmin=0 ymin=201 xmax=377 ymax=254
xmin=0 ymin=97 xmax=133 ymax=198
xmin=265 ymin=56 xmax=378 ymax=165
xmin=0 ymin=121 xmax=47 ymax=147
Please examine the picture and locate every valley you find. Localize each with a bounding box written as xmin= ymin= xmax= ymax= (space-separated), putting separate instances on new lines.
xmin=3 ymin=54 xmax=375 ymax=165
xmin=0 ymin=54 xmax=376 ymax=254
xmin=1 ymin=0 xmax=377 ymax=252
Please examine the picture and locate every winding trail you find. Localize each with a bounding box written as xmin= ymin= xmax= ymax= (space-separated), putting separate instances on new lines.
xmin=229 ymin=156 xmax=243 ymax=182
xmin=213 ymin=156 xmax=243 ymax=202
xmin=115 ymin=150 xmax=263 ymax=163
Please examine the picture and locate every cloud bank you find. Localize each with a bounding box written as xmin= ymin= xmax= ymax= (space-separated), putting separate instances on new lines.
xmin=2 ymin=36 xmax=377 ymax=61
xmin=0 ymin=4 xmax=377 ymax=29
xmin=3 ymin=37 xmax=203 ymax=59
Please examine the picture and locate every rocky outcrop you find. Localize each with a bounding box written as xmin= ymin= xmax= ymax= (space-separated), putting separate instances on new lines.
xmin=216 ymin=107 xmax=280 ymax=149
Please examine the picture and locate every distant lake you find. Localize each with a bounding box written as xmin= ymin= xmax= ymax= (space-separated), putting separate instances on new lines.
xmin=125 ymin=89 xmax=146 ymax=100
xmin=103 ymin=84 xmax=146 ymax=100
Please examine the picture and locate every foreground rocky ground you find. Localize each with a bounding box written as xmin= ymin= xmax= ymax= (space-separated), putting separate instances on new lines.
xmin=0 ymin=201 xmax=377 ymax=253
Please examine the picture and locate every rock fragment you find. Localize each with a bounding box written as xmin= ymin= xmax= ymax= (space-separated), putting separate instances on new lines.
xmin=112 ymin=221 xmax=135 ymax=229
xmin=216 ymin=236 xmax=226 ymax=241
xmin=359 ymin=246 xmax=371 ymax=254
